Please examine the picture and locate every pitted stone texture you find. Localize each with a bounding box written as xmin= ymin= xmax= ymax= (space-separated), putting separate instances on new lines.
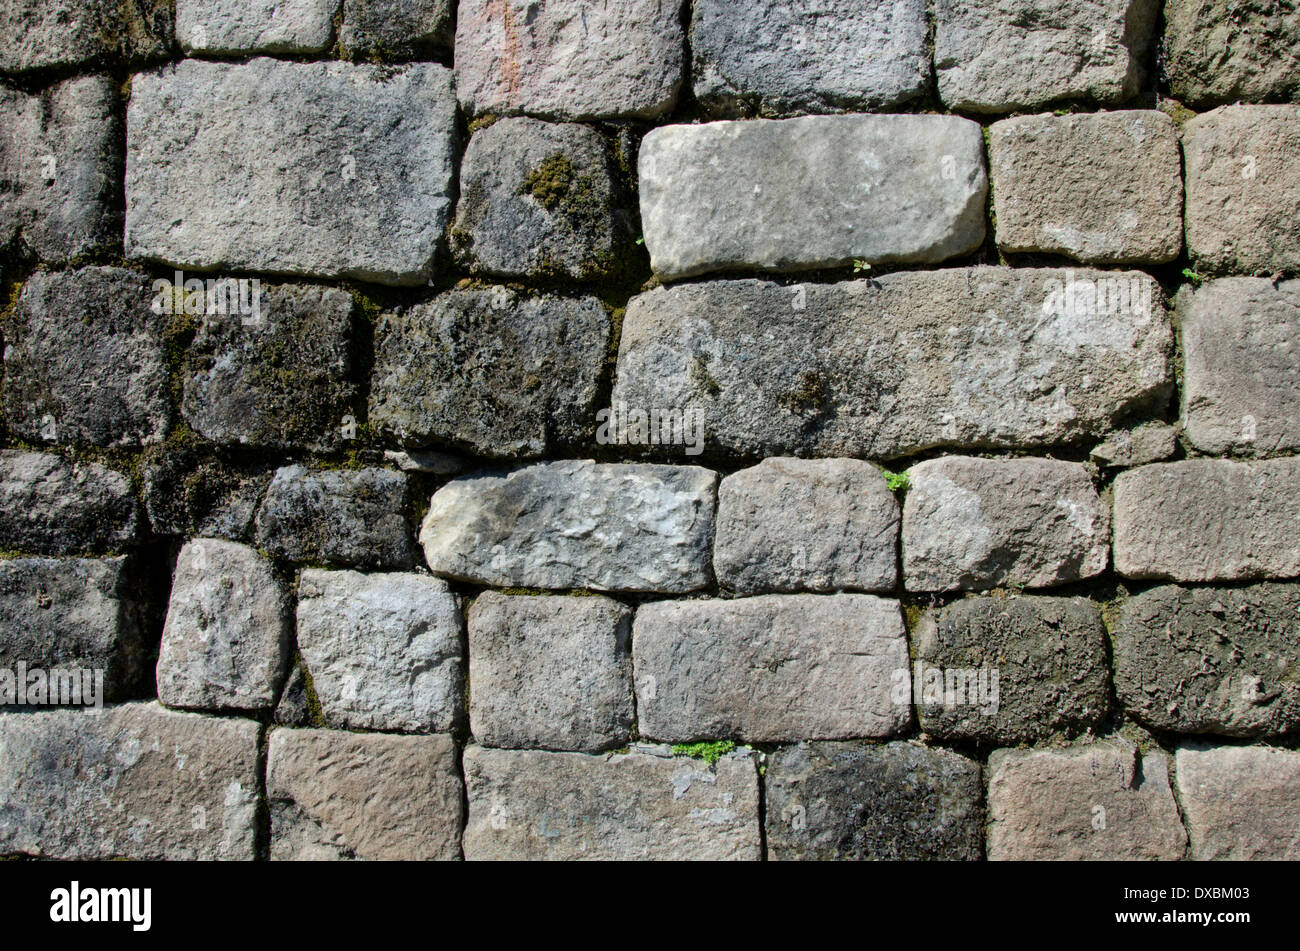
xmin=1165 ymin=0 xmax=1300 ymax=108
xmin=639 ymin=116 xmax=986 ymax=279
xmin=340 ymin=0 xmax=454 ymax=59
xmin=268 ymin=729 xmax=463 ymax=861
xmin=0 ymin=0 xmax=172 ymax=73
xmin=156 ymin=539 xmax=292 ymax=712
xmin=4 ymin=267 xmax=171 ymax=449
xmin=454 ymin=0 xmax=683 ymax=121
xmin=126 ymin=58 xmax=457 ymax=286
xmin=296 ymin=570 xmax=463 ymax=734
xmin=0 ymin=703 xmax=259 ymax=860
xmin=903 ymin=457 xmax=1110 ymax=592
xmin=990 ymin=111 xmax=1182 ymax=264
xmin=1090 ymin=422 xmax=1177 ymax=467
xmin=933 ymin=0 xmax=1158 ymax=113
xmin=1113 ymin=584 xmax=1300 ymax=737
xmin=369 ymin=289 xmax=608 ymax=458
xmin=463 ymin=746 xmax=760 ymax=860
xmin=714 ymin=458 xmax=899 ymax=594
xmin=987 ymin=740 xmax=1187 ymax=860
xmin=914 ymin=595 xmax=1110 ymax=743
xmin=1183 ymin=105 xmax=1300 ymax=275
xmin=256 ymin=466 xmax=418 ymax=570
xmin=1175 ymin=744 xmax=1300 ymax=860
xmin=468 ymin=592 xmax=633 ymax=752
xmin=452 ymin=118 xmax=633 ymax=281
xmin=633 ymin=594 xmax=911 ymax=743
xmin=0 ymin=451 xmax=137 ymax=555
xmin=141 ymin=450 xmax=270 ymax=541
xmin=1113 ymin=458 xmax=1300 ymax=582
xmin=766 ymin=742 xmax=983 ymax=861
xmin=690 ymin=0 xmax=929 ymax=117
xmin=611 ymin=271 xmax=1172 ymax=459
xmin=0 ymin=76 xmax=121 ymax=261
xmin=1180 ymin=278 xmax=1300 ymax=455
xmin=0 ymin=557 xmax=145 ymax=702
xmin=421 ymin=461 xmax=716 ymax=594
xmin=176 ymin=0 xmax=338 ymax=54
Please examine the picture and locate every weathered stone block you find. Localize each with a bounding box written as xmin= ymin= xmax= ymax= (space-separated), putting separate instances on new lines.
xmin=0 ymin=0 xmax=172 ymax=73
xmin=1165 ymin=0 xmax=1300 ymax=108
xmin=1175 ymin=744 xmax=1300 ymax=860
xmin=0 ymin=451 xmax=137 ymax=555
xmin=140 ymin=450 xmax=270 ymax=541
xmin=176 ymin=0 xmax=338 ymax=54
xmin=339 ymin=0 xmax=454 ymax=59
xmin=1090 ymin=422 xmax=1177 ymax=467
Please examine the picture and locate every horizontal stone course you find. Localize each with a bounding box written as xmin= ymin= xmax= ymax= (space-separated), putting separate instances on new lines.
xmin=1175 ymin=744 xmax=1300 ymax=860
xmin=176 ymin=0 xmax=337 ymax=54
xmin=0 ymin=451 xmax=138 ymax=555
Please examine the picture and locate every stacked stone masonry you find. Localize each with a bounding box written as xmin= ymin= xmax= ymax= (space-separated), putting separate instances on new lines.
xmin=2 ymin=0 xmax=1299 ymax=863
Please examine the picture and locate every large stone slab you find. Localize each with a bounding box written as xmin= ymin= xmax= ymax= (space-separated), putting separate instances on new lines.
xmin=1180 ymin=278 xmax=1300 ymax=455
xmin=454 ymin=0 xmax=683 ymax=120
xmin=420 ymin=461 xmax=717 ymax=594
xmin=690 ymin=0 xmax=929 ymax=117
xmin=903 ymin=457 xmax=1110 ymax=592
xmin=1183 ymin=105 xmax=1300 ymax=275
xmin=933 ymin=0 xmax=1158 ymax=113
xmin=339 ymin=0 xmax=454 ymax=60
xmin=0 ymin=451 xmax=138 ymax=555
xmin=296 ymin=569 xmax=463 ymax=734
xmin=0 ymin=702 xmax=260 ymax=860
xmin=463 ymin=746 xmax=760 ymax=860
xmin=0 ymin=0 xmax=172 ymax=73
xmin=633 ymin=594 xmax=911 ymax=743
xmin=268 ymin=729 xmax=463 ymax=861
xmin=1175 ymin=744 xmax=1300 ymax=860
xmin=176 ymin=0 xmax=336 ymax=54
xmin=713 ymin=458 xmax=899 ymax=594
xmin=1113 ymin=584 xmax=1300 ymax=736
xmin=1165 ymin=0 xmax=1300 ymax=108
xmin=639 ymin=116 xmax=986 ymax=279
xmin=610 ymin=270 xmax=1172 ymax=458
xmin=766 ymin=741 xmax=983 ymax=861
xmin=987 ymin=740 xmax=1187 ymax=860
xmin=1113 ymin=458 xmax=1300 ymax=582
xmin=369 ymin=289 xmax=608 ymax=458
xmin=126 ymin=58 xmax=457 ymax=286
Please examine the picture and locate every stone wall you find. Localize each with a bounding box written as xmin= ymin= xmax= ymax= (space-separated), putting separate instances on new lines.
xmin=1 ymin=0 xmax=1299 ymax=861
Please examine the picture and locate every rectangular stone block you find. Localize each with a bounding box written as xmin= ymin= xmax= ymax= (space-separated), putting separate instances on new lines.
xmin=126 ymin=58 xmax=457 ymax=286
xmin=1165 ymin=0 xmax=1300 ymax=109
xmin=633 ymin=594 xmax=911 ymax=743
xmin=0 ymin=451 xmax=138 ymax=555
xmin=339 ymin=0 xmax=454 ymax=60
xmin=1113 ymin=458 xmax=1300 ymax=582
xmin=0 ymin=702 xmax=260 ymax=860
xmin=610 ymin=270 xmax=1172 ymax=459
xmin=268 ymin=728 xmax=463 ymax=861
xmin=639 ymin=115 xmax=986 ymax=279
xmin=420 ymin=461 xmax=717 ymax=594
xmin=0 ymin=0 xmax=172 ymax=73
xmin=176 ymin=0 xmax=338 ymax=54
xmin=463 ymin=745 xmax=760 ymax=860
xmin=1175 ymin=744 xmax=1300 ymax=860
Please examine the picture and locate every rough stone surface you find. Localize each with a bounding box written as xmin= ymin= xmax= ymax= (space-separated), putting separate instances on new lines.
xmin=1113 ymin=458 xmax=1300 ymax=582
xmin=766 ymin=742 xmax=983 ymax=861
xmin=454 ymin=0 xmax=684 ymax=121
xmin=176 ymin=0 xmax=337 ymax=54
xmin=268 ymin=728 xmax=463 ymax=861
xmin=0 ymin=76 xmax=121 ymax=261
xmin=1175 ymin=744 xmax=1300 ymax=860
xmin=3 ymin=267 xmax=171 ymax=448
xmin=369 ymin=289 xmax=608 ymax=457
xmin=296 ymin=569 xmax=464 ymax=734
xmin=468 ymin=592 xmax=633 ymax=752
xmin=0 ymin=702 xmax=259 ymax=860
xmin=903 ymin=457 xmax=1110 ymax=592
xmin=182 ymin=282 xmax=356 ymax=452
xmin=339 ymin=0 xmax=454 ymax=59
xmin=420 ymin=461 xmax=717 ymax=593
xmin=1180 ymin=278 xmax=1300 ymax=455
xmin=1165 ymin=0 xmax=1300 ymax=109
xmin=0 ymin=451 xmax=137 ymax=555
xmin=713 ymin=458 xmax=899 ymax=594
xmin=463 ymin=745 xmax=760 ymax=860
xmin=933 ymin=0 xmax=1158 ymax=113
xmin=639 ymin=116 xmax=987 ymax=279
xmin=990 ymin=111 xmax=1182 ymax=264
xmin=156 ymin=539 xmax=292 ymax=712
xmin=1090 ymin=422 xmax=1177 ymax=467
xmin=452 ymin=118 xmax=634 ymax=280
xmin=633 ymin=594 xmax=911 ymax=743
xmin=140 ymin=450 xmax=270 ymax=541
xmin=1183 ymin=105 xmax=1300 ymax=275
xmin=690 ymin=0 xmax=930 ymax=117
xmin=126 ymin=58 xmax=457 ymax=286
xmin=611 ymin=270 xmax=1173 ymax=459
xmin=1113 ymin=584 xmax=1300 ymax=736
xmin=987 ymin=740 xmax=1187 ymax=860
xmin=256 ymin=466 xmax=418 ymax=569
xmin=914 ymin=595 xmax=1110 ymax=743
xmin=273 ymin=662 xmax=311 ymax=727
xmin=0 ymin=0 xmax=172 ymax=73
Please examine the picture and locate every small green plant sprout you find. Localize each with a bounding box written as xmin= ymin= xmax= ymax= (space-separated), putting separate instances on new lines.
xmin=1182 ymin=268 xmax=1205 ymax=287
xmin=881 ymin=468 xmax=909 ymax=493
xmin=635 ymin=235 xmax=645 ymax=246
xmin=670 ymin=740 xmax=736 ymax=765
xmin=852 ymin=259 xmax=872 ymax=273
